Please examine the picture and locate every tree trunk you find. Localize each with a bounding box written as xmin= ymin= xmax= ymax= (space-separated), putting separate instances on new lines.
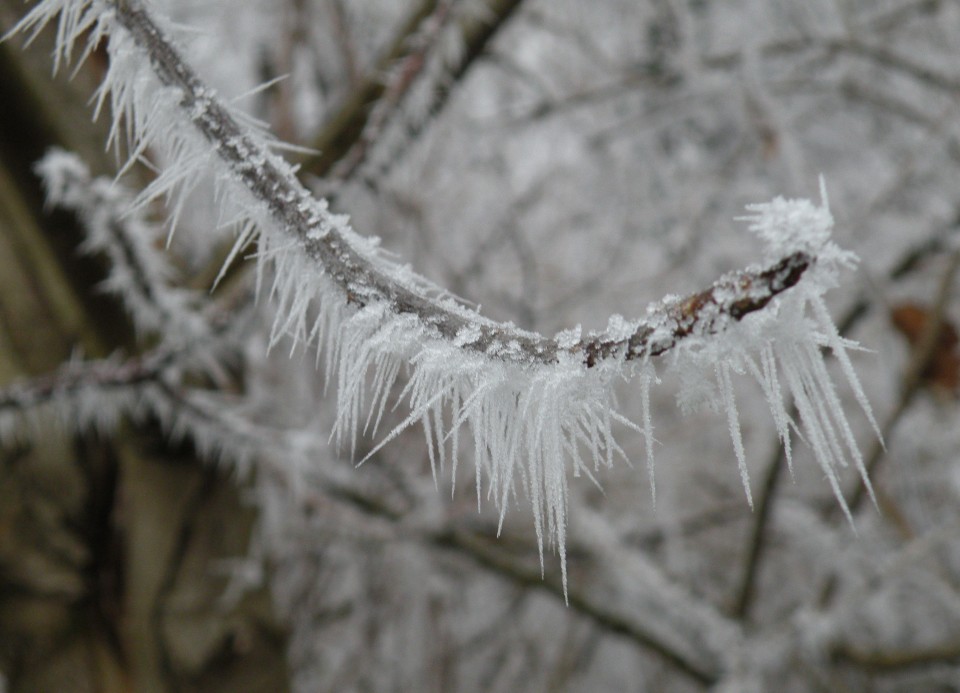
xmin=0 ymin=6 xmax=289 ymax=690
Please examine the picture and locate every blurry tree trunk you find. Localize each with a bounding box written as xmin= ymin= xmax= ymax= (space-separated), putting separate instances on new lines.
xmin=0 ymin=6 xmax=289 ymax=691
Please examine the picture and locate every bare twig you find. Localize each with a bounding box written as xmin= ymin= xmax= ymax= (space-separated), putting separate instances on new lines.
xmin=431 ymin=528 xmax=721 ymax=687
xmin=834 ymin=39 xmax=960 ymax=95
xmin=844 ymin=250 xmax=960 ymax=515
xmin=317 ymin=472 xmax=726 ymax=687
xmin=832 ymin=637 xmax=960 ymax=673
xmin=731 ymin=438 xmax=789 ymax=620
xmin=355 ymin=0 xmax=528 ymax=186
xmin=303 ymin=0 xmax=444 ymax=176
xmin=328 ymin=0 xmax=360 ymax=88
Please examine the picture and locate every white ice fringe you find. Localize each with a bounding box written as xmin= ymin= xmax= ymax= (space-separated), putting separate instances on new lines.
xmin=7 ymin=0 xmax=878 ymax=589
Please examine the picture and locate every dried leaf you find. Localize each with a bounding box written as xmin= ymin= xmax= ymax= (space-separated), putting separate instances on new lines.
xmin=891 ymin=302 xmax=960 ymax=394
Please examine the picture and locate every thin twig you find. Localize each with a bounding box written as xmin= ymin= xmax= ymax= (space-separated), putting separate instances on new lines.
xmin=355 ymin=0 xmax=528 ymax=187
xmin=432 ymin=529 xmax=720 ymax=687
xmin=833 ymin=39 xmax=960 ymax=95
xmin=844 ymin=250 xmax=960 ymax=515
xmin=325 ymin=0 xmax=453 ymax=185
xmin=321 ymin=473 xmax=724 ymax=687
xmin=303 ymin=0 xmax=444 ymax=176
xmin=731 ymin=439 xmax=789 ymax=620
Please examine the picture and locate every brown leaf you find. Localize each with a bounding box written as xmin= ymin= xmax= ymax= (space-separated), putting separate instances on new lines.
xmin=890 ymin=302 xmax=960 ymax=394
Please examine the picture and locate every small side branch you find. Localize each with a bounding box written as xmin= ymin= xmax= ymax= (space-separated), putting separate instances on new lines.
xmin=0 ymin=349 xmax=174 ymax=413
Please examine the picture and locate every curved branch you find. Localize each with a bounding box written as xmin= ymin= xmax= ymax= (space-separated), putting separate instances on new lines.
xmin=8 ymin=0 xmax=862 ymax=588
xmin=113 ymin=2 xmax=810 ymax=370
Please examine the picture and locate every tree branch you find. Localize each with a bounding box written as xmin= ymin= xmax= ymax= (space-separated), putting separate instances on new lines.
xmin=432 ymin=528 xmax=722 ymax=687
xmin=107 ymin=2 xmax=811 ymax=370
xmin=316 ymin=472 xmax=726 ymax=687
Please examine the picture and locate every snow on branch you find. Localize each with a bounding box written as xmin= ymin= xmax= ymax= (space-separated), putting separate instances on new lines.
xmin=0 ymin=301 xmax=246 ymax=449
xmin=0 ymin=344 xmax=187 ymax=445
xmin=7 ymin=0 xmax=877 ymax=590
xmin=34 ymin=148 xmax=206 ymax=338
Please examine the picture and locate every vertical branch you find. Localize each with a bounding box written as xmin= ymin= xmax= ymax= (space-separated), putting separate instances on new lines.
xmin=844 ymin=250 xmax=960 ymax=515
xmin=353 ymin=0 xmax=527 ymax=187
xmin=731 ymin=440 xmax=788 ymax=620
xmin=303 ymin=0 xmax=444 ymax=176
xmin=328 ymin=0 xmax=361 ymax=88
xmin=302 ymin=0 xmax=526 ymax=180
xmin=324 ymin=0 xmax=454 ymax=185
xmin=733 ymin=239 xmax=960 ymax=620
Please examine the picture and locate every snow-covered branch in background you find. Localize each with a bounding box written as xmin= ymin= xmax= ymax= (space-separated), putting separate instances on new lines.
xmin=34 ymin=148 xmax=207 ymax=338
xmin=0 ymin=337 xmax=229 ymax=451
xmin=6 ymin=0 xmax=876 ymax=587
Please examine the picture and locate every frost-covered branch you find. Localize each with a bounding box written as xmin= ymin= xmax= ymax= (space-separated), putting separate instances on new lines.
xmin=0 ymin=348 xmax=173 ymax=414
xmin=8 ymin=0 xmax=877 ymax=589
xmin=100 ymin=0 xmax=811 ymax=370
xmin=0 ymin=318 xmax=241 ymax=444
xmin=33 ymin=0 xmax=812 ymax=381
